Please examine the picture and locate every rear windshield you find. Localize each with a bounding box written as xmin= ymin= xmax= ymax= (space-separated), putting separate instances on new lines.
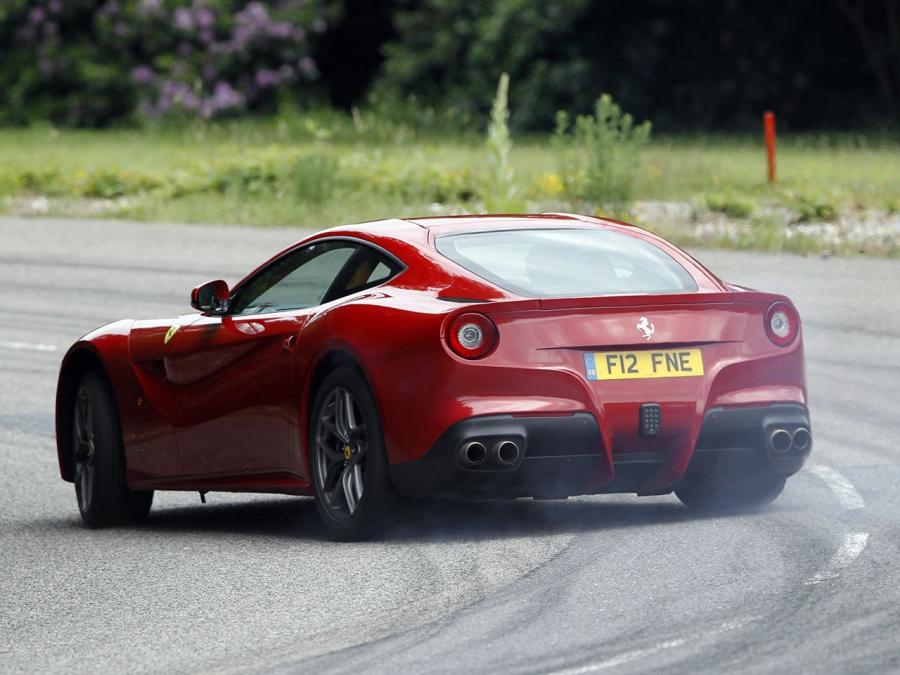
xmin=436 ymin=228 xmax=698 ymax=298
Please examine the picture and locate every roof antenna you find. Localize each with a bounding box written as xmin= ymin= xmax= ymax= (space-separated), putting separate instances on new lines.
xmin=199 ymin=491 xmax=207 ymax=504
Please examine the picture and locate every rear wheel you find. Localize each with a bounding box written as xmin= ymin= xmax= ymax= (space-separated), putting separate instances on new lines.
xmin=309 ymin=367 xmax=395 ymax=540
xmin=675 ymin=477 xmax=786 ymax=511
xmin=72 ymin=371 xmax=153 ymax=527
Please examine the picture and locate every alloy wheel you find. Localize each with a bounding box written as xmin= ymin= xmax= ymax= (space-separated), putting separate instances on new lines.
xmin=314 ymin=387 xmax=368 ymax=519
xmin=73 ymin=385 xmax=96 ymax=513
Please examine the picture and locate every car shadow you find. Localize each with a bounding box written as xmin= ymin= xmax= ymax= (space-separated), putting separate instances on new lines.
xmin=107 ymin=494 xmax=804 ymax=543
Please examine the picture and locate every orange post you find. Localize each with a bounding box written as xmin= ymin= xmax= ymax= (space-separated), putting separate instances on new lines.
xmin=763 ymin=111 xmax=776 ymax=184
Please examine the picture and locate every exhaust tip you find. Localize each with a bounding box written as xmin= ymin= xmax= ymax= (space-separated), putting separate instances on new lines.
xmin=493 ymin=440 xmax=521 ymax=466
xmin=769 ymin=428 xmax=792 ymax=453
xmin=792 ymin=427 xmax=812 ymax=451
xmin=459 ymin=441 xmax=487 ymax=467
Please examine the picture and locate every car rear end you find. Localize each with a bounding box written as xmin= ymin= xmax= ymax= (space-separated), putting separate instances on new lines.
xmin=387 ymin=218 xmax=810 ymax=501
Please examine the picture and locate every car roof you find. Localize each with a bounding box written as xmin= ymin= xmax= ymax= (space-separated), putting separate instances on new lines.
xmin=306 ymin=213 xmax=618 ymax=250
xmin=288 ymin=213 xmax=725 ymax=295
xmin=404 ymin=213 xmax=596 ymax=233
xmin=317 ymin=213 xmax=604 ymax=240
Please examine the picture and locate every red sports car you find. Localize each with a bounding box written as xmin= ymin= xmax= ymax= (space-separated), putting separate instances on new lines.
xmin=55 ymin=214 xmax=810 ymax=538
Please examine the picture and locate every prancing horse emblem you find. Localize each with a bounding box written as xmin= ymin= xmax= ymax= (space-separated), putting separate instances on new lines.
xmin=164 ymin=324 xmax=179 ymax=345
xmin=636 ymin=316 xmax=655 ymax=341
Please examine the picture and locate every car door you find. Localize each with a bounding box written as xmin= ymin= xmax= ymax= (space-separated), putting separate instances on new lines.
xmin=169 ymin=240 xmax=362 ymax=478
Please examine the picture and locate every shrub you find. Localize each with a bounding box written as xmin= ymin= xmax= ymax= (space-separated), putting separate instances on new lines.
xmin=375 ymin=0 xmax=600 ymax=132
xmin=537 ymin=173 xmax=565 ymax=197
xmin=553 ymin=94 xmax=651 ymax=205
xmin=374 ymin=1 xmax=896 ymax=132
xmin=0 ymin=1 xmax=337 ymax=126
xmin=792 ymin=194 xmax=838 ymax=222
xmin=483 ymin=73 xmax=524 ymax=213
xmin=701 ymin=192 xmax=756 ymax=219
xmin=75 ymin=169 xmax=165 ymax=198
xmin=0 ymin=144 xmax=483 ymax=208
xmin=127 ymin=1 xmax=336 ymax=121
xmin=211 ymin=162 xmax=280 ymax=195
xmin=368 ymin=164 xmax=477 ymax=204
xmin=336 ymin=149 xmax=477 ymax=203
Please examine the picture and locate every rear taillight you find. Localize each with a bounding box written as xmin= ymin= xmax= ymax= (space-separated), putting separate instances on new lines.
xmin=765 ymin=301 xmax=799 ymax=347
xmin=446 ymin=313 xmax=498 ymax=359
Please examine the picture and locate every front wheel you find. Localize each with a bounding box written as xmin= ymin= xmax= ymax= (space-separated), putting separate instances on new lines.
xmin=72 ymin=371 xmax=153 ymax=527
xmin=675 ymin=477 xmax=786 ymax=511
xmin=309 ymin=367 xmax=395 ymax=540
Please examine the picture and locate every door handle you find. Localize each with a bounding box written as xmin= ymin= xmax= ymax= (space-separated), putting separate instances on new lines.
xmin=283 ymin=335 xmax=298 ymax=353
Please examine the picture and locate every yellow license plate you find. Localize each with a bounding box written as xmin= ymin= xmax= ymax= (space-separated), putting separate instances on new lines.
xmin=583 ymin=348 xmax=704 ymax=381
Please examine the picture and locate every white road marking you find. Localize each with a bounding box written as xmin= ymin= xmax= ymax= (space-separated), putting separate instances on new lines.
xmin=551 ymin=617 xmax=754 ymax=674
xmin=0 ymin=340 xmax=58 ymax=352
xmin=807 ymin=464 xmax=866 ymax=510
xmin=805 ymin=532 xmax=869 ymax=586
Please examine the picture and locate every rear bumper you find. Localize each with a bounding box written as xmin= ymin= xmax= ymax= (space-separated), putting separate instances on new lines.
xmin=388 ymin=404 xmax=811 ymax=498
xmin=678 ymin=403 xmax=811 ymax=491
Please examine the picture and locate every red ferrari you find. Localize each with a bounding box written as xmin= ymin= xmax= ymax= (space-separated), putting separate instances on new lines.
xmin=55 ymin=214 xmax=810 ymax=538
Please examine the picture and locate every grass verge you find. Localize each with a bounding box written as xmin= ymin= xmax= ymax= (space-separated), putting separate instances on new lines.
xmin=1 ymin=118 xmax=898 ymax=256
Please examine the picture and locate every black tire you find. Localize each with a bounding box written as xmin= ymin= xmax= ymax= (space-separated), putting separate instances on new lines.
xmin=675 ymin=477 xmax=786 ymax=511
xmin=72 ymin=371 xmax=153 ymax=527
xmin=309 ymin=366 xmax=395 ymax=540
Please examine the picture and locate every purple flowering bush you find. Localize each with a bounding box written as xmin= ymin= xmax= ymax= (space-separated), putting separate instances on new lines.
xmin=0 ymin=0 xmax=335 ymax=126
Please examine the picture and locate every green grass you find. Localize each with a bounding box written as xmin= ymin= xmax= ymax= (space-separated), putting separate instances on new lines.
xmin=1 ymin=117 xmax=898 ymax=254
xmin=638 ymin=135 xmax=900 ymax=210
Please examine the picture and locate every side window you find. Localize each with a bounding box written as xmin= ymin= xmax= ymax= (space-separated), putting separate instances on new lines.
xmin=324 ymin=246 xmax=403 ymax=302
xmin=230 ymin=242 xmax=358 ymax=315
xmin=368 ymin=261 xmax=393 ymax=284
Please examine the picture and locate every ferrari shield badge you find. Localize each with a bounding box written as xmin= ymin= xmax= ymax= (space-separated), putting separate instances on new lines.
xmin=164 ymin=324 xmax=180 ymax=345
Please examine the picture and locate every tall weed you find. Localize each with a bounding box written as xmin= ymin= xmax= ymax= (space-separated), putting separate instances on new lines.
xmin=554 ymin=94 xmax=651 ymax=205
xmin=483 ymin=73 xmax=524 ymax=213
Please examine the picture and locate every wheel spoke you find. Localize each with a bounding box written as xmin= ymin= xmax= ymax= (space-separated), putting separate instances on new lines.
xmin=322 ymin=415 xmax=349 ymax=445
xmin=73 ymin=409 xmax=83 ymax=444
xmin=317 ymin=438 xmax=343 ymax=461
xmin=327 ymin=470 xmax=346 ymax=506
xmin=84 ymin=463 xmax=94 ymax=502
xmin=341 ymin=465 xmax=358 ymax=514
xmin=77 ymin=461 xmax=92 ymax=512
xmin=343 ymin=390 xmax=359 ymax=435
xmin=335 ymin=389 xmax=353 ymax=442
xmin=72 ymin=385 xmax=95 ymax=513
xmin=323 ymin=462 xmax=343 ymax=492
xmin=352 ymin=463 xmax=364 ymax=501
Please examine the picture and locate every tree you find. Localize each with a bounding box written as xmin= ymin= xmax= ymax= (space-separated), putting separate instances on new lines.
xmin=834 ymin=0 xmax=900 ymax=115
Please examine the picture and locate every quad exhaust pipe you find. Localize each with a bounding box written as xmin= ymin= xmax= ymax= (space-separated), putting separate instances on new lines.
xmin=768 ymin=427 xmax=812 ymax=453
xmin=459 ymin=441 xmax=487 ymax=467
xmin=791 ymin=427 xmax=812 ymax=452
xmin=491 ymin=440 xmax=521 ymax=466
xmin=769 ymin=428 xmax=793 ymax=453
xmin=458 ymin=438 xmax=521 ymax=468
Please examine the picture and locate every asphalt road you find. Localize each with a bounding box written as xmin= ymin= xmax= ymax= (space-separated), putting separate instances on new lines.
xmin=1 ymin=216 xmax=899 ymax=674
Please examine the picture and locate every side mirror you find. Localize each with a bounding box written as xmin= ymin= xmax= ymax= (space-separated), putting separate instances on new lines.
xmin=191 ymin=279 xmax=229 ymax=313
